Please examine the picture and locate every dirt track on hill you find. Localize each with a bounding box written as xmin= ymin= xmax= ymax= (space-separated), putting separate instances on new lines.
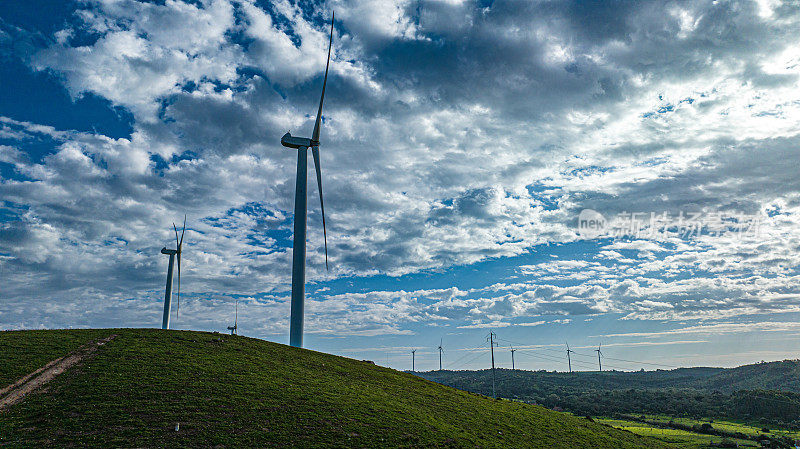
xmin=0 ymin=334 xmax=117 ymax=410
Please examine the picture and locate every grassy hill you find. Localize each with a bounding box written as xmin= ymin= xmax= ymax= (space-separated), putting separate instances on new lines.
xmin=0 ymin=329 xmax=669 ymax=448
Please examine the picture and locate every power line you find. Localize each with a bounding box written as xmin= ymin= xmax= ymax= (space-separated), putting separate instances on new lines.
xmin=444 ymin=338 xmax=489 ymax=369
xmin=449 ymin=346 xmax=490 ymax=371
xmin=496 ymin=337 xmax=679 ymax=369
xmin=439 ymin=335 xmax=673 ymax=373
xmin=513 ymin=348 xmax=630 ymax=372
xmin=496 ymin=338 xmax=604 ymax=370
xmin=600 ymin=356 xmax=676 ymax=369
xmin=449 ymin=349 xmax=487 ymax=371
xmin=513 ymin=349 xmax=575 ymax=366
xmin=515 ymin=350 xmax=592 ymax=369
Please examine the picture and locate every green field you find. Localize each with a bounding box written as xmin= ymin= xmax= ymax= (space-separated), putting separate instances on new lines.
xmin=597 ymin=418 xmax=757 ymax=448
xmin=642 ymin=415 xmax=800 ymax=440
xmin=0 ymin=328 xmax=670 ymax=448
xmin=598 ymin=415 xmax=800 ymax=448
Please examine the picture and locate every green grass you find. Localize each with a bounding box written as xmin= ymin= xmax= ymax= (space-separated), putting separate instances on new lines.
xmin=705 ymin=419 xmax=800 ymax=440
xmin=596 ymin=418 xmax=759 ymax=448
xmin=0 ymin=329 xmax=109 ymax=386
xmin=0 ymin=329 xmax=671 ymax=448
xmin=631 ymin=415 xmax=800 ymax=443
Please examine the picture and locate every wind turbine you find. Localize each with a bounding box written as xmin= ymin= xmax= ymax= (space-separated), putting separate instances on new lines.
xmin=510 ymin=346 xmax=517 ymax=370
xmin=438 ymin=338 xmax=444 ymax=371
xmin=227 ymin=299 xmax=238 ymax=335
xmin=160 ymin=216 xmax=186 ymax=330
xmin=595 ymin=343 xmax=603 ymax=371
xmin=411 ymin=349 xmax=416 ymax=372
xmin=280 ymin=13 xmax=334 ymax=348
xmin=565 ymin=341 xmax=575 ymax=373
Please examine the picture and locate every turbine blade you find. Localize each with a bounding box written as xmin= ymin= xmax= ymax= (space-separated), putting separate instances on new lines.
xmin=179 ymin=214 xmax=186 ymax=247
xmin=173 ymin=222 xmax=181 ymax=319
xmin=311 ymin=146 xmax=329 ymax=270
xmin=311 ymin=11 xmax=334 ymax=143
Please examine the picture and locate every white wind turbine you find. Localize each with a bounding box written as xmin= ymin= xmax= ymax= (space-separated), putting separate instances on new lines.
xmin=280 ymin=13 xmax=334 ymax=348
xmin=161 ymin=216 xmax=186 ymax=330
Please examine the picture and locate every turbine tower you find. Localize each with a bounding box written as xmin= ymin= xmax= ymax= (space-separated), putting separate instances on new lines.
xmin=411 ymin=349 xmax=416 ymax=372
xmin=510 ymin=346 xmax=517 ymax=370
xmin=438 ymin=338 xmax=443 ymax=371
xmin=565 ymin=341 xmax=575 ymax=373
xmin=281 ymin=13 xmax=334 ymax=348
xmin=227 ymin=299 xmax=238 ymax=335
xmin=595 ymin=343 xmax=603 ymax=371
xmin=160 ymin=216 xmax=185 ymax=330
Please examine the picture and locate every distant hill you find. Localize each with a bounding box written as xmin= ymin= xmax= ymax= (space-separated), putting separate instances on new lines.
xmin=416 ymin=363 xmax=800 ymax=427
xmin=0 ymin=329 xmax=668 ymax=448
xmin=418 ymin=361 xmax=800 ymax=394
xmin=698 ymin=360 xmax=800 ymax=392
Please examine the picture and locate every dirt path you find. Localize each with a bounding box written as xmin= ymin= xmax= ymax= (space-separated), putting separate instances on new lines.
xmin=0 ymin=334 xmax=117 ymax=410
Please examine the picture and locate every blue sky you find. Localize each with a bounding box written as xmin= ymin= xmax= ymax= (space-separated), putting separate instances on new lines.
xmin=1 ymin=0 xmax=800 ymax=372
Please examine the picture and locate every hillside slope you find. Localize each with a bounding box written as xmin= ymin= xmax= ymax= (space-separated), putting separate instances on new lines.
xmin=0 ymin=329 xmax=669 ymax=448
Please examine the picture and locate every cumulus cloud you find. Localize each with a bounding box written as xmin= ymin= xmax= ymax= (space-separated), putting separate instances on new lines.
xmin=1 ymin=0 xmax=800 ymax=340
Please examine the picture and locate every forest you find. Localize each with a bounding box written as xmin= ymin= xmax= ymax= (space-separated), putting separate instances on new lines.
xmin=416 ymin=360 xmax=800 ymax=429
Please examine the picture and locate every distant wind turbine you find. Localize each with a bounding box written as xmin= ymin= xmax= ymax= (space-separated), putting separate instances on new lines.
xmin=438 ymin=338 xmax=444 ymax=371
xmin=595 ymin=343 xmax=603 ymax=371
xmin=227 ymin=299 xmax=238 ymax=335
xmin=160 ymin=216 xmax=186 ymax=330
xmin=411 ymin=349 xmax=416 ymax=372
xmin=280 ymin=13 xmax=334 ymax=348
xmin=510 ymin=346 xmax=517 ymax=370
xmin=565 ymin=341 xmax=575 ymax=373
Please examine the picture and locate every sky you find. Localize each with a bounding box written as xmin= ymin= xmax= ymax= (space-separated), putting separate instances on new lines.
xmin=1 ymin=0 xmax=799 ymax=372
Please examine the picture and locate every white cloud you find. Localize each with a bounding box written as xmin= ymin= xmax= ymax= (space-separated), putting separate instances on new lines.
xmin=2 ymin=0 xmax=800 ymax=338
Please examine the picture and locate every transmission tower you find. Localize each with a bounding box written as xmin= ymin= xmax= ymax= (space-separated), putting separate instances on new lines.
xmin=487 ymin=331 xmax=498 ymax=398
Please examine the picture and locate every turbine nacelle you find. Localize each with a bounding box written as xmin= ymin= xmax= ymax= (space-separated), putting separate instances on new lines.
xmin=161 ymin=247 xmax=178 ymax=255
xmin=281 ymin=132 xmax=316 ymax=149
